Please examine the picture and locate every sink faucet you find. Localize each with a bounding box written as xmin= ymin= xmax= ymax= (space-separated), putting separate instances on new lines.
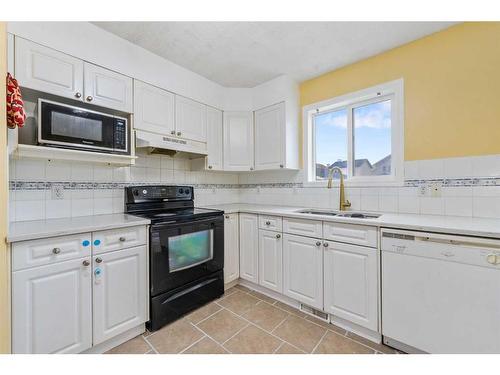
xmin=327 ymin=167 xmax=351 ymax=211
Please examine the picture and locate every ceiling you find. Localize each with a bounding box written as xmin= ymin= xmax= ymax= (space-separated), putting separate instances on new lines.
xmin=93 ymin=22 xmax=456 ymax=88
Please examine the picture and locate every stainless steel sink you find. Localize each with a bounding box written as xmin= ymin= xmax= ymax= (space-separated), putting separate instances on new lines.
xmin=296 ymin=209 xmax=380 ymax=219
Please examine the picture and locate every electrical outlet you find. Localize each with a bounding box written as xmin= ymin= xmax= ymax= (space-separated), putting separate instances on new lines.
xmin=430 ymin=183 xmax=442 ymax=198
xmin=51 ymin=184 xmax=64 ymax=200
xmin=418 ymin=185 xmax=427 ymax=197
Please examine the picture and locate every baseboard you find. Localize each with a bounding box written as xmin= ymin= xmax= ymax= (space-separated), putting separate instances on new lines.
xmin=82 ymin=324 xmax=145 ymax=354
xmin=224 ymin=279 xmax=239 ymax=290
xmin=330 ymin=315 xmax=382 ymax=344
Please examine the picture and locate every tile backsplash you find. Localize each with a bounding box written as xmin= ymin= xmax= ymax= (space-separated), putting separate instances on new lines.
xmin=9 ymin=153 xmax=500 ymax=222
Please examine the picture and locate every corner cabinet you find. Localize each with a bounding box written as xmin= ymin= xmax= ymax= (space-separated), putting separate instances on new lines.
xmin=323 ymin=242 xmax=378 ymax=331
xmin=223 ymin=214 xmax=240 ymax=284
xmin=11 ymin=225 xmax=148 ymax=354
xmin=223 ymin=112 xmax=254 ymax=171
xmin=239 ymin=213 xmax=259 ymax=283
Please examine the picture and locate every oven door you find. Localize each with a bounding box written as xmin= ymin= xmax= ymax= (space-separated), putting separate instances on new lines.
xmin=39 ymin=99 xmax=123 ymax=153
xmin=150 ymin=215 xmax=224 ymax=296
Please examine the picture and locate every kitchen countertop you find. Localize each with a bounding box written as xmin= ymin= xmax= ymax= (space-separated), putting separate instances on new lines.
xmin=8 ymin=214 xmax=151 ymax=243
xmin=202 ymin=203 xmax=500 ymax=239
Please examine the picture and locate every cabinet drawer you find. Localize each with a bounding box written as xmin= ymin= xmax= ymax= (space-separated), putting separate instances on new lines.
xmin=259 ymin=215 xmax=283 ymax=232
xmin=12 ymin=233 xmax=92 ymax=271
xmin=92 ymin=226 xmax=147 ymax=255
xmin=323 ymin=222 xmax=378 ymax=248
xmin=283 ymin=217 xmax=322 ymax=238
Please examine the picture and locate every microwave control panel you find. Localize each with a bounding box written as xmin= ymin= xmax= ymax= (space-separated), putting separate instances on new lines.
xmin=113 ymin=118 xmax=128 ymax=152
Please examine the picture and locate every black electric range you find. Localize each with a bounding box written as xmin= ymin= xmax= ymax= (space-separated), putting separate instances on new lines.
xmin=125 ymin=185 xmax=225 ymax=331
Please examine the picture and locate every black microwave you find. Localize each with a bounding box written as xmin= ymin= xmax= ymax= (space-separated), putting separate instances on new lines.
xmin=38 ymin=99 xmax=129 ymax=155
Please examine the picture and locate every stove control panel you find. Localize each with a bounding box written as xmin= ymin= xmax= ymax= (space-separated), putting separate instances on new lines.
xmin=126 ymin=185 xmax=193 ymax=202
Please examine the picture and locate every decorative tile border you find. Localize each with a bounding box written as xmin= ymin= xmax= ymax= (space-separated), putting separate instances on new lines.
xmin=10 ymin=177 xmax=500 ymax=191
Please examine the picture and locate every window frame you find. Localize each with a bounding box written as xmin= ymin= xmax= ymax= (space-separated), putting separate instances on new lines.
xmin=303 ymin=78 xmax=404 ymax=187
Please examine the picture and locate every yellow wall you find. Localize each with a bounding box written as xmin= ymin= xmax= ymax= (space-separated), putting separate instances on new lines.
xmin=0 ymin=22 xmax=10 ymax=354
xmin=300 ymin=22 xmax=500 ymax=161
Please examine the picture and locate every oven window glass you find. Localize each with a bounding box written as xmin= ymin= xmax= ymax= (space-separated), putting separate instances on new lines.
xmin=51 ymin=111 xmax=103 ymax=141
xmin=168 ymin=230 xmax=213 ymax=272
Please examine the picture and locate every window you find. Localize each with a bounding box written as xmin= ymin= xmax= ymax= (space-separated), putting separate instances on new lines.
xmin=304 ymin=79 xmax=403 ymax=186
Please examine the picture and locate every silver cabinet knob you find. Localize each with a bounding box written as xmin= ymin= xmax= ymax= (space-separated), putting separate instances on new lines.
xmin=250 ymin=167 xmax=254 ymax=171
xmin=208 ymin=165 xmax=213 ymax=169
xmin=74 ymin=92 xmax=82 ymax=99
xmin=95 ymin=257 xmax=102 ymax=264
xmin=323 ymin=242 xmax=329 ymax=248
xmin=119 ymin=237 xmax=126 ymax=242
xmin=177 ymin=131 xmax=182 ymax=136
xmin=82 ymin=260 xmax=90 ymax=267
xmin=86 ymin=95 xmax=93 ymax=102
xmin=276 ymin=234 xmax=281 ymax=239
xmin=266 ymin=221 xmax=271 ymax=226
xmin=315 ymin=241 xmax=321 ymax=247
xmin=52 ymin=248 xmax=61 ymax=254
xmin=170 ymin=130 xmax=176 ymax=135
xmin=280 ymin=164 xmax=284 ymax=168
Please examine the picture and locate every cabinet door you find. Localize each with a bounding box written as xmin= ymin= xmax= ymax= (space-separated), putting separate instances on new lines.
xmin=258 ymin=230 xmax=283 ymax=293
xmin=15 ymin=37 xmax=84 ymax=100
xmin=324 ymin=242 xmax=378 ymax=331
xmin=206 ymin=107 xmax=224 ymax=171
xmin=83 ymin=62 xmax=133 ymax=112
xmin=239 ymin=213 xmax=259 ymax=283
xmin=254 ymin=102 xmax=285 ymax=170
xmin=224 ymin=214 xmax=239 ymax=284
xmin=175 ymin=95 xmax=207 ymax=142
xmin=93 ymin=245 xmax=148 ymax=345
xmin=133 ymin=80 xmax=175 ymax=135
xmin=282 ymin=234 xmax=323 ymax=309
xmin=12 ymin=257 xmax=92 ymax=353
xmin=223 ymin=111 xmax=254 ymax=171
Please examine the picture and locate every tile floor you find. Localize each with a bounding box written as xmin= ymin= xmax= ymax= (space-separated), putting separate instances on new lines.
xmin=106 ymin=285 xmax=400 ymax=354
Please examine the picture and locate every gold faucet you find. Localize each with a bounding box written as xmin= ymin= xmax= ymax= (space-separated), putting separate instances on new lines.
xmin=327 ymin=167 xmax=351 ymax=211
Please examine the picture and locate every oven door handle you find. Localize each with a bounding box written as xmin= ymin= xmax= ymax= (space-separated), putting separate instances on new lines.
xmin=152 ymin=215 xmax=223 ymax=230
xmin=162 ymin=276 xmax=220 ymax=304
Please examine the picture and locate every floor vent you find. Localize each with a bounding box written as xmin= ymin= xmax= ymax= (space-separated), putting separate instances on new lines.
xmin=299 ymin=303 xmax=329 ymax=322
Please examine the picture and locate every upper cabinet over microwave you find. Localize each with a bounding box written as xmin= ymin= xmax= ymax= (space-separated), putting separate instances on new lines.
xmin=15 ymin=37 xmax=133 ymax=113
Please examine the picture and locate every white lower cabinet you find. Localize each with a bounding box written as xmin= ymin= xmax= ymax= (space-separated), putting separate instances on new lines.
xmin=93 ymin=245 xmax=147 ymax=345
xmin=324 ymin=241 xmax=378 ymax=331
xmin=239 ymin=213 xmax=259 ymax=283
xmin=12 ymin=257 xmax=92 ymax=354
xmin=224 ymin=213 xmax=240 ymax=284
xmin=258 ymin=230 xmax=283 ymax=293
xmin=282 ymin=234 xmax=323 ymax=309
xmin=11 ymin=226 xmax=149 ymax=353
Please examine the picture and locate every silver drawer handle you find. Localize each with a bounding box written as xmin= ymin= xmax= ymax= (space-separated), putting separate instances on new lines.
xmin=52 ymin=248 xmax=61 ymax=254
xmin=95 ymin=257 xmax=103 ymax=263
xmin=119 ymin=237 xmax=126 ymax=242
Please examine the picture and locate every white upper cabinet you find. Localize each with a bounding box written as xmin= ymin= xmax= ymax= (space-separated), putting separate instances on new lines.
xmin=223 ymin=111 xmax=254 ymax=171
xmin=83 ymin=62 xmax=133 ymax=112
xmin=206 ymin=107 xmax=224 ymax=170
xmin=175 ymin=95 xmax=207 ymax=143
xmin=254 ymin=102 xmax=286 ymax=170
xmin=12 ymin=257 xmax=92 ymax=354
xmin=93 ymin=245 xmax=147 ymax=345
xmin=15 ymin=37 xmax=84 ymax=100
xmin=134 ymin=80 xmax=175 ymax=136
xmin=324 ymin=242 xmax=378 ymax=331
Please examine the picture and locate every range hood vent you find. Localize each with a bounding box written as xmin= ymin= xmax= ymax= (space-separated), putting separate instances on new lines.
xmin=135 ymin=130 xmax=208 ymax=158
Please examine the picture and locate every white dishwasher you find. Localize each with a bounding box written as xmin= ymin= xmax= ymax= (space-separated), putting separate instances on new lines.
xmin=381 ymin=228 xmax=500 ymax=354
